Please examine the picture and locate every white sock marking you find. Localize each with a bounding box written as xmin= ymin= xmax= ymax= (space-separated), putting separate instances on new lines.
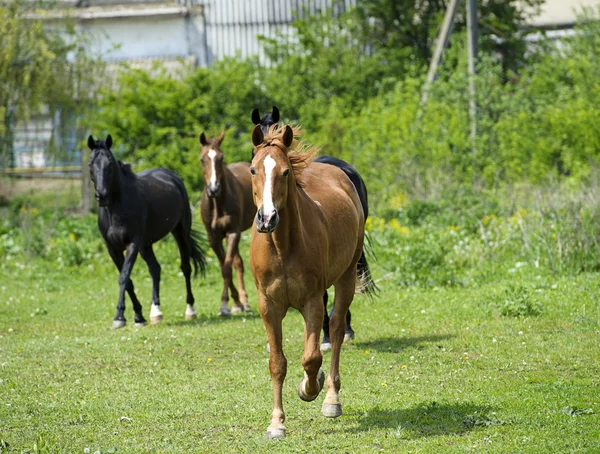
xmin=262 ymin=155 xmax=276 ymax=214
xmin=150 ymin=304 xmax=162 ymax=318
xmin=208 ymin=149 xmax=217 ymax=186
xmin=185 ymin=304 xmax=197 ymax=317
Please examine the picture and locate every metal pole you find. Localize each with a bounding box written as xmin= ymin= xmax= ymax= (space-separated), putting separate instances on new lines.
xmin=81 ymin=146 xmax=91 ymax=214
xmin=466 ymin=0 xmax=479 ymax=154
xmin=421 ymin=0 xmax=462 ymax=105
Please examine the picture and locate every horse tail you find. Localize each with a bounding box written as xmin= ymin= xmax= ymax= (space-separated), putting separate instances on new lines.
xmin=189 ymin=227 xmax=207 ymax=278
xmin=356 ymin=232 xmax=378 ymax=297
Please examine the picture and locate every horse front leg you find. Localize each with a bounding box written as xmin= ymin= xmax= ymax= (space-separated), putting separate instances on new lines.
xmin=298 ymin=296 xmax=325 ymax=401
xmin=114 ymin=243 xmax=139 ymax=329
xmin=258 ymin=293 xmax=287 ymax=439
xmin=322 ymin=268 xmax=356 ymax=418
xmin=140 ymin=246 xmax=162 ymax=325
xmin=106 ymin=243 xmax=145 ymax=328
xmin=232 ymin=251 xmax=251 ymax=312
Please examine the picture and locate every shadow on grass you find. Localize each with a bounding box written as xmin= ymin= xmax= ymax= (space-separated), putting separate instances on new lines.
xmin=354 ymin=334 xmax=453 ymax=352
xmin=353 ymin=401 xmax=500 ymax=438
xmin=165 ymin=311 xmax=262 ymax=327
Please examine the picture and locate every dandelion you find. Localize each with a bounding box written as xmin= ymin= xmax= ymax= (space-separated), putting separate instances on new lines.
xmin=401 ymin=364 xmax=407 ymax=369
xmin=207 ymin=357 xmax=213 ymax=362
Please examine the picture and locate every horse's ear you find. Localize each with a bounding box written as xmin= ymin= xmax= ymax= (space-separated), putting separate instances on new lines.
xmin=87 ymin=135 xmax=95 ymax=150
xmin=200 ymin=132 xmax=208 ymax=146
xmin=217 ymin=129 xmax=226 ymax=144
xmin=282 ymin=125 xmax=293 ymax=148
xmin=251 ymin=108 xmax=260 ymax=125
xmin=272 ymin=106 xmax=280 ymax=123
xmin=106 ymin=134 xmax=113 ymax=149
xmin=251 ymin=124 xmax=264 ymax=147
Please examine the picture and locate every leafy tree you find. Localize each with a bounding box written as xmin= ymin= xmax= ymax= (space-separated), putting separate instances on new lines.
xmin=93 ymin=58 xmax=268 ymax=192
xmin=0 ymin=0 xmax=101 ymax=167
xmin=354 ymin=0 xmax=546 ymax=73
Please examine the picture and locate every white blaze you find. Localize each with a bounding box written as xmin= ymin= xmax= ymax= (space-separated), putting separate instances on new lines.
xmin=262 ymin=155 xmax=277 ymax=214
xmin=208 ymin=149 xmax=217 ymax=186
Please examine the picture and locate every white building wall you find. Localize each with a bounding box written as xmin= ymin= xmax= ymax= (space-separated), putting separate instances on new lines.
xmin=82 ymin=16 xmax=192 ymax=60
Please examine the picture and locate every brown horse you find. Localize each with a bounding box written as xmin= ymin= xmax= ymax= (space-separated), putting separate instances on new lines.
xmin=249 ymin=124 xmax=375 ymax=439
xmin=199 ymin=130 xmax=254 ymax=316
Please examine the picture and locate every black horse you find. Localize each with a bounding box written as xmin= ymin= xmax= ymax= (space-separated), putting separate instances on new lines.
xmin=251 ymin=107 xmax=374 ymax=350
xmin=88 ymin=135 xmax=206 ymax=328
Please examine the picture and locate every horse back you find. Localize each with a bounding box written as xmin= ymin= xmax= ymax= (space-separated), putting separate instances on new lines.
xmin=137 ymin=168 xmax=189 ymax=242
xmin=313 ymin=155 xmax=368 ymax=219
xmin=302 ymin=162 xmax=364 ymax=285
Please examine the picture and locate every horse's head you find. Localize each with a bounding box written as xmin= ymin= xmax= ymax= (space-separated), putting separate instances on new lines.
xmin=250 ymin=124 xmax=294 ymax=233
xmin=199 ymin=129 xmax=226 ymax=197
xmin=251 ymin=106 xmax=280 ymax=159
xmin=88 ymin=134 xmax=117 ymax=207
xmin=251 ymin=106 xmax=280 ymax=135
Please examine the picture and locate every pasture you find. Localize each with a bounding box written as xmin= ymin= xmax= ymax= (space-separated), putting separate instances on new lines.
xmin=0 ymin=225 xmax=598 ymax=452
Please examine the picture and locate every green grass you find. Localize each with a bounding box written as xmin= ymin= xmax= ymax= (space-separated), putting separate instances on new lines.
xmin=0 ymin=240 xmax=599 ymax=453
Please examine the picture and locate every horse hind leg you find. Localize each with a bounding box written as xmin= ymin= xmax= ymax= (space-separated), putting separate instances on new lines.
xmin=322 ymin=268 xmax=356 ymax=418
xmin=172 ymin=227 xmax=196 ymax=320
xmin=231 ymin=251 xmax=251 ymax=313
xmin=321 ymin=292 xmax=354 ymax=351
xmin=321 ymin=291 xmax=331 ymax=351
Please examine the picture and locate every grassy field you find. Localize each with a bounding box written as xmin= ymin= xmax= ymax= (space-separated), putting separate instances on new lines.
xmin=0 ymin=234 xmax=598 ymax=453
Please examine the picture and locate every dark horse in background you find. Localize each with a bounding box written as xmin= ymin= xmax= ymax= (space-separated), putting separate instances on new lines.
xmin=251 ymin=107 xmax=375 ymax=350
xmin=199 ymin=129 xmax=254 ymax=316
xmin=88 ymin=135 xmax=206 ymax=328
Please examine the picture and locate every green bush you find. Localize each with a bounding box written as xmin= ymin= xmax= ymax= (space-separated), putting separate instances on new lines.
xmin=497 ymin=284 xmax=543 ymax=317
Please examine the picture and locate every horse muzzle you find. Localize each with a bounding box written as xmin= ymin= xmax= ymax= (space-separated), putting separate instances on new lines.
xmin=206 ymin=183 xmax=221 ymax=197
xmin=256 ymin=208 xmax=279 ymax=233
xmin=95 ymin=192 xmax=109 ymax=207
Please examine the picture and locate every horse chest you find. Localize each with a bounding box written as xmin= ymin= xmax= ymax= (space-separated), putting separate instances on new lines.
xmin=104 ymin=225 xmax=130 ymax=246
xmin=257 ymin=259 xmax=322 ymax=309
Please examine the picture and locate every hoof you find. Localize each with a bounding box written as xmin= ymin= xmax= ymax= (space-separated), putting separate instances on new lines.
xmin=322 ymin=402 xmax=343 ymax=418
xmin=150 ymin=315 xmax=163 ymax=325
xmin=266 ymin=427 xmax=286 ymax=439
xmin=231 ymin=304 xmax=243 ymax=314
xmin=298 ymin=368 xmax=325 ymax=402
xmin=112 ymin=319 xmax=126 ymax=329
xmin=320 ymin=341 xmax=332 ymax=352
xmin=242 ymin=304 xmax=252 ymax=312
xmin=134 ymin=320 xmax=147 ymax=328
xmin=185 ymin=304 xmax=197 ymax=320
xmin=218 ymin=307 xmax=231 ymax=317
xmin=344 ymin=331 xmax=355 ymax=343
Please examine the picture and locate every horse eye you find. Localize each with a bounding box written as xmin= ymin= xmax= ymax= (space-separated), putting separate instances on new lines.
xmin=283 ymin=169 xmax=290 ymax=177
xmin=250 ymin=167 xmax=256 ymax=176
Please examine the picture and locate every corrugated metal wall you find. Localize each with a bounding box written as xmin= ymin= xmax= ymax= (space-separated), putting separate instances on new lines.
xmin=203 ymin=0 xmax=357 ymax=64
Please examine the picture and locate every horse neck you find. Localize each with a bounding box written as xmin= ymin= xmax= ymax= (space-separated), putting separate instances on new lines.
xmin=106 ymin=161 xmax=128 ymax=210
xmin=208 ymin=167 xmax=231 ymax=217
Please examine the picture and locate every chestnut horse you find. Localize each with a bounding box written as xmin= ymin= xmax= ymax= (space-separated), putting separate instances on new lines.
xmin=251 ymin=106 xmax=376 ymax=349
xmin=249 ymin=124 xmax=376 ymax=438
xmin=199 ymin=130 xmax=254 ymax=316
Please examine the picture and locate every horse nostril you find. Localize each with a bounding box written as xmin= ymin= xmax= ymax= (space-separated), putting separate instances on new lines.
xmin=256 ymin=208 xmax=264 ymax=224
